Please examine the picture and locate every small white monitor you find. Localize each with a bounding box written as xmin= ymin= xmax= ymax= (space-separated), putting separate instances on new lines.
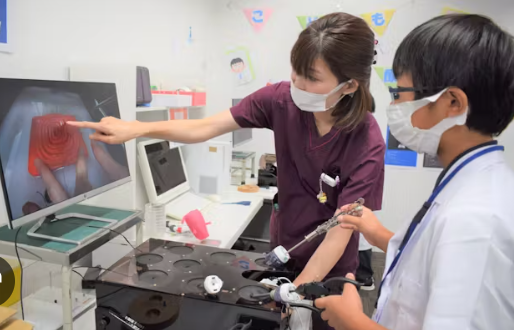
xmin=231 ymin=98 xmax=253 ymax=148
xmin=137 ymin=139 xmax=190 ymax=204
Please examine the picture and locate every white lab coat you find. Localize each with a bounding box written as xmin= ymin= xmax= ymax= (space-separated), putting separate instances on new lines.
xmin=376 ymin=146 xmax=514 ymax=330
xmin=359 ymin=233 xmax=372 ymax=251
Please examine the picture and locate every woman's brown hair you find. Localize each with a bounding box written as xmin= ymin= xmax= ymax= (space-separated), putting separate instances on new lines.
xmin=291 ymin=12 xmax=375 ymax=130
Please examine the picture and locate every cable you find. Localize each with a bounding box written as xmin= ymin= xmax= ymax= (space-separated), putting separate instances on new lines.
xmin=14 ymin=227 xmax=24 ymax=320
xmin=17 ymin=246 xmax=42 ymax=261
xmin=72 ymin=270 xmax=84 ymax=279
xmin=58 ymin=220 xmax=143 ymax=253
xmin=71 ymin=266 xmax=130 ymax=280
xmin=287 ymin=302 xmax=321 ymax=314
xmin=84 ymin=225 xmax=144 ymax=253
xmin=96 ymin=287 xmax=126 ymax=302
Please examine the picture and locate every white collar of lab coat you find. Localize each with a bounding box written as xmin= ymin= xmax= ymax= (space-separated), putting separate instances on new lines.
xmin=433 ymin=144 xmax=504 ymax=203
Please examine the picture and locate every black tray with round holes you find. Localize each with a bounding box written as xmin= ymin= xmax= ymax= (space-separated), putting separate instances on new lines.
xmin=95 ymin=239 xmax=296 ymax=330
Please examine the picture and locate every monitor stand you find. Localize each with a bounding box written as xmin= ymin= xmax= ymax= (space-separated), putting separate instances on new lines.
xmin=27 ymin=213 xmax=117 ymax=245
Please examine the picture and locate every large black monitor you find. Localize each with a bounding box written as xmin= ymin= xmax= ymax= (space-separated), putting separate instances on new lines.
xmin=0 ymin=79 xmax=130 ymax=243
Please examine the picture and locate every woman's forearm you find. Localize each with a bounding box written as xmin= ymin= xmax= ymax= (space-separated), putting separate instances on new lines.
xmin=136 ymin=110 xmax=240 ymax=143
xmin=293 ymin=227 xmax=353 ymax=286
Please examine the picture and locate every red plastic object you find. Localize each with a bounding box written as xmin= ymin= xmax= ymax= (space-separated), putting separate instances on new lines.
xmin=178 ymin=91 xmax=206 ymax=107
xmin=182 ymin=210 xmax=210 ymax=240
xmin=28 ymin=114 xmax=88 ymax=176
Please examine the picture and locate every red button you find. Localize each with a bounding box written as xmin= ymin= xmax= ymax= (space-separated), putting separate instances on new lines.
xmin=28 ymin=114 xmax=88 ymax=176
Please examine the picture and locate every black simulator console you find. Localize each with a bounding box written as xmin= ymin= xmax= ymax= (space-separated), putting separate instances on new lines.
xmin=95 ymin=239 xmax=296 ymax=330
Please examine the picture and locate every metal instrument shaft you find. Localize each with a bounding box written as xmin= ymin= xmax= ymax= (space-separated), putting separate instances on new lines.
xmin=287 ymin=198 xmax=365 ymax=254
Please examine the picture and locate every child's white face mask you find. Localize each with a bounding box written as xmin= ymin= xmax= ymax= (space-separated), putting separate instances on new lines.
xmin=386 ymin=88 xmax=468 ymax=156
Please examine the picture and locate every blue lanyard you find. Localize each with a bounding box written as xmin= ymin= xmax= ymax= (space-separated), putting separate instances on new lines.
xmin=376 ymin=145 xmax=504 ymax=303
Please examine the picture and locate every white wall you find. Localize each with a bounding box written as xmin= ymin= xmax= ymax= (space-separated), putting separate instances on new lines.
xmin=0 ymin=0 xmax=213 ymax=87
xmin=206 ymin=0 xmax=514 ymax=233
xmin=0 ymin=0 xmax=214 ymax=226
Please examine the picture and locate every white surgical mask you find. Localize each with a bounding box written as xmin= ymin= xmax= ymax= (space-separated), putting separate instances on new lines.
xmin=386 ymin=88 xmax=468 ymax=156
xmin=290 ymin=80 xmax=351 ymax=112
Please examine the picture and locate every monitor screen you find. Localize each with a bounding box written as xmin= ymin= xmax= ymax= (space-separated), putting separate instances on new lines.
xmin=144 ymin=141 xmax=187 ymax=196
xmin=231 ymin=98 xmax=253 ymax=148
xmin=0 ymin=79 xmax=130 ymax=228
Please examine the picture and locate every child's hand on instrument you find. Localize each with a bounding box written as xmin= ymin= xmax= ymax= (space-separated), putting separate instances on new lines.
xmin=315 ymin=273 xmax=366 ymax=330
xmin=337 ymin=205 xmax=381 ymax=247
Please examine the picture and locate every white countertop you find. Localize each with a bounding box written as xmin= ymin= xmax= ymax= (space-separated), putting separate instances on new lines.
xmin=143 ymin=187 xmax=265 ymax=249
xmin=224 ymin=184 xmax=277 ymax=201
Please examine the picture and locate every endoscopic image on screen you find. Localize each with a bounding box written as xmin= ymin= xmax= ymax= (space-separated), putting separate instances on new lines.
xmin=0 ymin=79 xmax=129 ymax=221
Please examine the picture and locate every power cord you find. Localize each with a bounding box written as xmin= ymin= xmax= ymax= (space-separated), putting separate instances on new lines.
xmin=72 ymin=269 xmax=85 ymax=279
xmin=71 ymin=266 xmax=130 ymax=280
xmin=14 ymin=227 xmax=25 ymax=320
xmin=57 ymin=220 xmax=143 ymax=253
xmin=84 ymin=225 xmax=144 ymax=253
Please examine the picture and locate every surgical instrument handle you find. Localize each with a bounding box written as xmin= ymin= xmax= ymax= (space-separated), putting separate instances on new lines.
xmin=287 ymin=198 xmax=364 ymax=254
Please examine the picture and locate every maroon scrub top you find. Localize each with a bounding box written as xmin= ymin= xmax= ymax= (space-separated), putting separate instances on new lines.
xmin=231 ymin=81 xmax=385 ymax=278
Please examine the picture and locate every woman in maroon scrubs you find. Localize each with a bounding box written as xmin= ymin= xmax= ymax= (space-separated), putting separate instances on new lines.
xmin=69 ymin=12 xmax=385 ymax=329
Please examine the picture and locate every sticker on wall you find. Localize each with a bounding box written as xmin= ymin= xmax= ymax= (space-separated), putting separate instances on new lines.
xmin=361 ymin=9 xmax=396 ymax=36
xmin=441 ymin=7 xmax=469 ymax=15
xmin=374 ymin=67 xmax=397 ymax=88
xmin=0 ymin=0 xmax=11 ymax=53
xmin=385 ymin=127 xmax=418 ymax=167
xmin=226 ymin=47 xmax=255 ymax=87
xmin=423 ymin=154 xmax=443 ymax=169
xmin=243 ymin=8 xmax=273 ymax=33
xmin=297 ymin=16 xmax=319 ymax=29
xmin=187 ymin=26 xmax=193 ymax=44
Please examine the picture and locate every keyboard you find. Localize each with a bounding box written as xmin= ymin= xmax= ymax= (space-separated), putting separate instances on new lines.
xmin=165 ymin=192 xmax=213 ymax=220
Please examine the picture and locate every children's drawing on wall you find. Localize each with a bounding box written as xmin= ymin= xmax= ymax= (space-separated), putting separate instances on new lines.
xmin=243 ymin=8 xmax=273 ymax=33
xmin=442 ymin=7 xmax=469 ymax=15
xmin=297 ymin=16 xmax=320 ymax=30
xmin=361 ymin=9 xmax=396 ymax=36
xmin=230 ymin=58 xmax=253 ymax=86
xmin=226 ymin=47 xmax=255 ymax=87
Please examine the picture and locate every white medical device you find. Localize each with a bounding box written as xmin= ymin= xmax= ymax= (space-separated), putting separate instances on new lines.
xmin=137 ymin=139 xmax=212 ymax=220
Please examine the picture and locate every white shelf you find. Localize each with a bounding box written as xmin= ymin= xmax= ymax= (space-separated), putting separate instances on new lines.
xmin=151 ymin=94 xmax=192 ymax=108
xmin=136 ymin=106 xmax=168 ymax=112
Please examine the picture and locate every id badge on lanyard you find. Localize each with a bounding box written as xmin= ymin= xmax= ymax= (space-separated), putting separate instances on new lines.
xmin=374 ymin=145 xmax=504 ymax=323
xmin=317 ymin=173 xmax=340 ymax=204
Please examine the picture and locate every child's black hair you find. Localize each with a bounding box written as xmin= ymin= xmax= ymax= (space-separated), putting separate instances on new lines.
xmin=393 ymin=14 xmax=514 ymax=136
xmin=230 ymin=58 xmax=244 ymax=66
